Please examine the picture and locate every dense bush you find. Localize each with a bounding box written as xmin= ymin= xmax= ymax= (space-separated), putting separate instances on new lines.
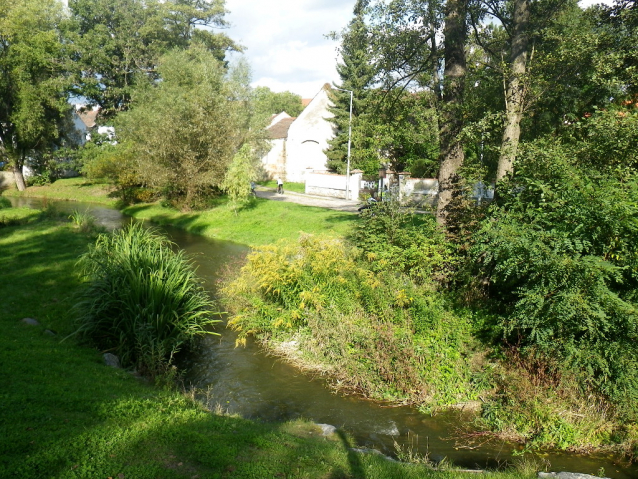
xmin=73 ymin=223 xmax=220 ymax=377
xmin=223 ymin=234 xmax=483 ymax=407
xmin=350 ymin=199 xmax=457 ymax=284
xmin=470 ymin=130 xmax=638 ymax=416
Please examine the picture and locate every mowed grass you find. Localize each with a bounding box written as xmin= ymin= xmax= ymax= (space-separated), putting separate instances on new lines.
xmin=0 ymin=217 xmax=534 ymax=479
xmin=1 ymin=176 xmax=118 ymax=206
xmin=257 ymin=180 xmax=306 ymax=194
xmin=122 ymin=199 xmax=354 ymax=246
xmin=2 ymin=178 xmax=355 ymax=246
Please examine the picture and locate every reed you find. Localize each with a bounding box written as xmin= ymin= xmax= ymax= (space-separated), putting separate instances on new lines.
xmin=73 ymin=222 xmax=220 ymax=377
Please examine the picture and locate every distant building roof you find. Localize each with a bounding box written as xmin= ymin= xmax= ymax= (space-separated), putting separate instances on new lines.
xmin=301 ymin=99 xmax=312 ymax=108
xmin=269 ymin=111 xmax=292 ymax=128
xmin=267 ymin=117 xmax=296 ymax=139
xmin=77 ymin=108 xmax=98 ymax=129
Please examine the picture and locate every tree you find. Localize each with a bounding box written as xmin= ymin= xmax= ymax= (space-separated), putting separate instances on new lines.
xmin=222 ymin=144 xmax=258 ymax=214
xmin=326 ymin=0 xmax=376 ymax=174
xmin=495 ymin=0 xmax=530 ymax=181
xmin=0 ymin=0 xmax=73 ymax=191
xmin=114 ymin=46 xmax=253 ymax=209
xmin=69 ymin=0 xmax=240 ymax=118
xmin=436 ymin=0 xmax=469 ymax=226
xmin=252 ymin=86 xmax=303 ymax=119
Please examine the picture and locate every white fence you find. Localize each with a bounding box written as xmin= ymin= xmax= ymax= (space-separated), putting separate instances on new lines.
xmin=304 ymin=169 xmax=494 ymax=205
xmin=305 ymin=170 xmax=363 ymax=200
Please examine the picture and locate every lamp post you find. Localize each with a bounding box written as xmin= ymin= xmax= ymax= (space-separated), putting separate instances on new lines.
xmin=334 ymin=87 xmax=353 ymax=200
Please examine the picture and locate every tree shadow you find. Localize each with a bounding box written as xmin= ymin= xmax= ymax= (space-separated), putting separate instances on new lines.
xmin=329 ymin=429 xmax=367 ymax=479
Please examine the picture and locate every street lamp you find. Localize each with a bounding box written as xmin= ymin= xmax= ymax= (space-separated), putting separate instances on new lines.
xmin=333 ymin=87 xmax=353 ymax=200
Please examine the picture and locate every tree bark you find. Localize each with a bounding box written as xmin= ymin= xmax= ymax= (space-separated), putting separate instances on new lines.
xmin=12 ymin=163 xmax=26 ymax=191
xmin=496 ymin=0 xmax=530 ymax=182
xmin=436 ymin=0 xmax=468 ymax=227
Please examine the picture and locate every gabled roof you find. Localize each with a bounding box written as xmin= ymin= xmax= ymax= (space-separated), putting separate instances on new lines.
xmin=301 ymin=98 xmax=312 ymax=108
xmin=267 ymin=117 xmax=296 ymax=139
xmin=269 ymin=111 xmax=292 ymax=127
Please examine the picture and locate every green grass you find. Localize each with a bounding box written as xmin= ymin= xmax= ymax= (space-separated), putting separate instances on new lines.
xmin=258 ymin=179 xmax=306 ymax=193
xmin=1 ymin=177 xmax=118 ymax=206
xmin=74 ymin=223 xmax=220 ymax=375
xmin=122 ymin=200 xmax=354 ymax=246
xmin=0 ymin=206 xmax=42 ymax=225
xmin=1 ymin=178 xmax=355 ymax=246
xmin=0 ymin=216 xmax=534 ymax=478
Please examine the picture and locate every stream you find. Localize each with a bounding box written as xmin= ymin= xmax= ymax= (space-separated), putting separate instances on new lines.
xmin=10 ymin=196 xmax=638 ymax=478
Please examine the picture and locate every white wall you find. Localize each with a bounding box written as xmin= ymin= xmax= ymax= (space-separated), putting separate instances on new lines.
xmin=261 ymin=138 xmax=286 ymax=179
xmin=285 ymin=88 xmax=334 ymax=182
xmin=305 ymin=170 xmax=362 ymax=200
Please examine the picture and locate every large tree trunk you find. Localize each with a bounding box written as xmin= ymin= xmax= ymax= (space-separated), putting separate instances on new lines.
xmin=11 ymin=150 xmax=27 ymax=191
xmin=436 ymin=0 xmax=468 ymax=228
xmin=12 ymin=163 xmax=26 ymax=191
xmin=496 ymin=0 xmax=530 ymax=181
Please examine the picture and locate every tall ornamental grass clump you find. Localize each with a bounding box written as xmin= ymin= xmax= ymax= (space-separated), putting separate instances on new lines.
xmin=74 ymin=222 xmax=219 ymax=376
xmin=223 ymin=234 xmax=483 ymax=408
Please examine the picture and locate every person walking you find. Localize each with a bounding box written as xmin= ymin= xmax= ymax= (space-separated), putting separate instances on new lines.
xmin=277 ymin=177 xmax=284 ymax=194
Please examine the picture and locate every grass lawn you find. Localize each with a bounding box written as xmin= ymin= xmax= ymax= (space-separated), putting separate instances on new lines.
xmin=0 ymin=215 xmax=532 ymax=479
xmin=122 ymin=199 xmax=354 ymax=246
xmin=258 ymin=180 xmax=306 ymax=194
xmin=1 ymin=177 xmax=118 ymax=206
xmin=1 ymin=178 xmax=356 ymax=246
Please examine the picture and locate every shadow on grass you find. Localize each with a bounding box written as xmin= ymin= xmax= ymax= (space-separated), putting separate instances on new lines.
xmin=1 ymin=218 xmax=439 ymax=479
xmin=331 ymin=429 xmax=367 ymax=479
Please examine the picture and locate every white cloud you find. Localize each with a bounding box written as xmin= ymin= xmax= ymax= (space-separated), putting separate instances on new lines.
xmin=224 ymin=0 xmax=355 ymax=97
xmin=224 ymin=0 xmax=615 ymax=97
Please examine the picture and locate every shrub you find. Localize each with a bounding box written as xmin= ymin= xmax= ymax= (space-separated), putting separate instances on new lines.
xmin=350 ymin=199 xmax=458 ymax=284
xmin=0 ymin=197 xmax=11 ymax=209
xmin=73 ymin=223 xmax=220 ymax=377
xmin=469 ymin=137 xmax=638 ymax=416
xmin=223 ymin=234 xmax=483 ymax=407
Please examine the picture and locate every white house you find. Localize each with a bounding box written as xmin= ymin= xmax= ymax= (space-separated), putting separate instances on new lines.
xmin=260 ymin=84 xmax=335 ymax=183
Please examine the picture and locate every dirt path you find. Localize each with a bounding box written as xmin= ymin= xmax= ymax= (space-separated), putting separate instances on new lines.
xmin=255 ymin=188 xmax=361 ymax=213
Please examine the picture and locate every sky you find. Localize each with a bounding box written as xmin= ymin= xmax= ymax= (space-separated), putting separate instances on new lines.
xmin=223 ymin=0 xmax=356 ymax=99
xmin=223 ymin=0 xmax=614 ymax=100
xmin=59 ymin=0 xmax=613 ymax=100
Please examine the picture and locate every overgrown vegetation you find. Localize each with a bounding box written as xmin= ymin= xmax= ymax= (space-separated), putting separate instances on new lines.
xmin=462 ymin=109 xmax=638 ymax=448
xmin=4 ymin=215 xmax=533 ymax=479
xmin=73 ymin=223 xmax=220 ymax=377
xmin=223 ymin=211 xmax=483 ymax=408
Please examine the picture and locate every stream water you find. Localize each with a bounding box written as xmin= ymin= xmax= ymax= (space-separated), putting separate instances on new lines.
xmin=11 ymin=197 xmax=638 ymax=478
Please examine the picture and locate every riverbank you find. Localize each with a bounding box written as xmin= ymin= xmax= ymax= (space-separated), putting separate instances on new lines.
xmin=0 ymin=207 xmax=539 ymax=478
xmin=3 ymin=179 xmax=636 ymax=477
xmin=1 ymin=178 xmax=356 ymax=246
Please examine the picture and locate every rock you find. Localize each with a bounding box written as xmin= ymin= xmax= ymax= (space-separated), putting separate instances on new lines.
xmin=103 ymin=353 xmax=121 ymax=368
xmin=21 ymin=317 xmax=40 ymax=326
xmin=44 ymin=329 xmax=57 ymax=337
xmin=538 ymin=472 xmax=610 ymax=479
xmin=316 ymin=423 xmax=337 ymax=436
